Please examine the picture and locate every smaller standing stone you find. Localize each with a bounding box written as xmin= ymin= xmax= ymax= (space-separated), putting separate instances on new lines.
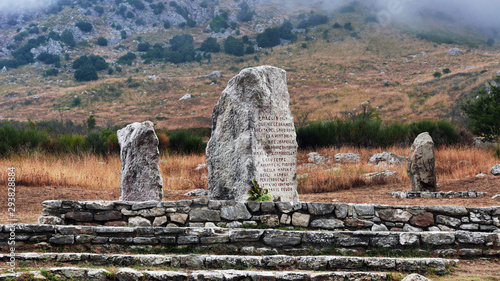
xmin=407 ymin=132 xmax=436 ymax=192
xmin=1 ymin=66 xmax=7 ymax=73
xmin=118 ymin=121 xmax=163 ymax=201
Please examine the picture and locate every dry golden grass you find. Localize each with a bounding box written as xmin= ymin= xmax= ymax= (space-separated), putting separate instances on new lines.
xmin=0 ymin=146 xmax=496 ymax=194
xmin=0 ymin=152 xmax=208 ymax=191
xmin=0 ymin=146 xmax=499 ymax=224
xmin=296 ymin=145 xmax=498 ymax=194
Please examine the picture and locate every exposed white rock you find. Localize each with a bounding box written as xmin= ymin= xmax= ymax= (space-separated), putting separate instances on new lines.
xmin=447 ymin=48 xmax=461 ymax=55
xmin=334 ymin=153 xmax=361 ymax=163
xmin=490 ymin=164 xmax=500 ymax=175
xmin=369 ymin=152 xmax=407 ymax=165
xmin=179 ymin=94 xmax=192 ymax=101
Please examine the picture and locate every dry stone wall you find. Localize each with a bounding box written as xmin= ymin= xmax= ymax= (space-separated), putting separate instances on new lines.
xmin=37 ymin=200 xmax=500 ymax=233
xmin=0 ymin=224 xmax=499 ymax=257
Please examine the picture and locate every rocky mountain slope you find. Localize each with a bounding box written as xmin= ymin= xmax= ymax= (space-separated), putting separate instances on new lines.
xmin=0 ymin=0 xmax=499 ymax=129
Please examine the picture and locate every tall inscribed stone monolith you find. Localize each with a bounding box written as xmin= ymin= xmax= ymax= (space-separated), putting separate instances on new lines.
xmin=207 ymin=65 xmax=299 ymax=202
xmin=117 ymin=121 xmax=163 ymax=201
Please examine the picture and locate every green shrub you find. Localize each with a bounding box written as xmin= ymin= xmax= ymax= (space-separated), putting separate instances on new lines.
xmin=118 ymin=52 xmax=137 ymax=65
xmin=236 ymin=1 xmax=254 ymax=22
xmin=297 ymin=118 xmax=460 ymax=148
xmin=0 ymin=123 xmax=49 ymax=156
xmin=76 ymin=21 xmax=93 ymax=32
xmin=210 ymin=15 xmax=229 ymax=32
xmin=61 ymin=29 xmax=76 ymax=47
xmin=200 ymin=37 xmax=220 ymax=53
xmin=443 ymin=68 xmax=451 ymax=74
xmin=137 ymin=42 xmax=150 ymax=52
xmin=224 ymin=36 xmax=244 ymax=56
xmin=74 ymin=64 xmax=98 ymax=81
xmin=37 ymin=52 xmax=60 ymax=65
xmin=97 ymin=37 xmax=108 ymax=46
xmin=433 ymin=71 xmax=442 ymax=78
xmin=44 ymin=68 xmax=59 ymax=77
xmin=85 ymin=131 xmax=108 ymax=155
xmin=56 ymin=134 xmax=85 ymax=154
xmin=168 ymin=130 xmax=206 ymax=154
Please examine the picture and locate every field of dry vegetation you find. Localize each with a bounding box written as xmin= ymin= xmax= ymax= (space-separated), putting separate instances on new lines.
xmin=1 ymin=145 xmax=499 ymax=224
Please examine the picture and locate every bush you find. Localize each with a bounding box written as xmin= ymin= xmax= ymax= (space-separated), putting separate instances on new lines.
xmin=236 ymin=1 xmax=254 ymax=22
xmin=297 ymin=14 xmax=328 ymax=29
xmin=85 ymin=131 xmax=108 ymax=155
xmin=168 ymin=130 xmax=206 ymax=154
xmin=56 ymin=134 xmax=85 ymax=154
xmin=117 ymin=52 xmax=137 ymax=65
xmin=37 ymin=52 xmax=60 ymax=65
xmin=61 ymin=29 xmax=76 ymax=47
xmin=137 ymin=42 xmax=150 ymax=52
xmin=48 ymin=31 xmax=60 ymax=40
xmin=224 ymin=36 xmax=244 ymax=56
xmin=44 ymin=68 xmax=59 ymax=77
xmin=0 ymin=122 xmax=50 ymax=156
xmin=163 ymin=21 xmax=171 ymax=29
xmin=257 ymin=21 xmax=296 ymax=48
xmin=200 ymin=37 xmax=220 ymax=53
xmin=187 ymin=19 xmax=196 ymax=27
xmin=127 ymin=0 xmax=145 ymax=10
xmin=121 ymin=30 xmax=127 ymax=39
xmin=71 ymin=97 xmax=81 ymax=107
xmin=89 ymin=55 xmax=108 ymax=71
xmin=297 ymin=117 xmax=460 ymax=149
xmin=97 ymin=37 xmax=108 ymax=46
xmin=443 ymin=68 xmax=451 ymax=74
xmin=209 ymin=15 xmax=228 ymax=33
xmin=74 ymin=64 xmax=98 ymax=81
xmin=433 ymin=71 xmax=442 ymax=78
xmin=76 ymin=21 xmax=93 ymax=32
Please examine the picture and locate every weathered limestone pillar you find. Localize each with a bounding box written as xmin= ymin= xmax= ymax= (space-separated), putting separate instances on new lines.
xmin=117 ymin=121 xmax=163 ymax=201
xmin=207 ymin=65 xmax=299 ymax=202
xmin=407 ymin=132 xmax=436 ymax=192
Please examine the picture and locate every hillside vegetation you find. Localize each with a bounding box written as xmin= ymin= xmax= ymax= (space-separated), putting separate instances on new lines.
xmin=0 ymin=0 xmax=499 ymax=130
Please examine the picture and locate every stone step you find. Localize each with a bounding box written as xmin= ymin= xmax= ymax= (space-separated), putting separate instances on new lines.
xmin=2 ymin=225 xmax=499 ymax=257
xmin=0 ymin=267 xmax=391 ymax=281
xmin=1 ymin=253 xmax=457 ymax=274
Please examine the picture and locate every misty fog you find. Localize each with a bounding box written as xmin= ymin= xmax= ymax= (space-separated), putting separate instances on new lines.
xmin=0 ymin=0 xmax=57 ymax=14
xmin=1 ymin=0 xmax=500 ymax=38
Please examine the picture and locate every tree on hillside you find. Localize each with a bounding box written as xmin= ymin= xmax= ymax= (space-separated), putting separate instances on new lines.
xmin=224 ymin=36 xmax=244 ymax=56
xmin=61 ymin=29 xmax=76 ymax=48
xmin=76 ymin=21 xmax=93 ymax=32
xmin=200 ymin=37 xmax=220 ymax=53
xmin=74 ymin=64 xmax=98 ymax=81
xmin=462 ymin=84 xmax=500 ymax=142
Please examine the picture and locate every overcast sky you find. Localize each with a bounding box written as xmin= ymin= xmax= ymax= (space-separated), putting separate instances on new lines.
xmin=376 ymin=0 xmax=500 ymax=34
